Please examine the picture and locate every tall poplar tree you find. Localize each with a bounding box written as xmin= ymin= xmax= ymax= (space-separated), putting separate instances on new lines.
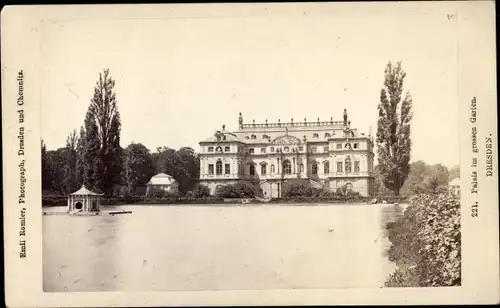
xmin=82 ymin=109 xmax=103 ymax=191
xmin=63 ymin=130 xmax=79 ymax=193
xmin=75 ymin=126 xmax=86 ymax=187
xmin=86 ymin=68 xmax=122 ymax=195
xmin=376 ymin=61 xmax=413 ymax=196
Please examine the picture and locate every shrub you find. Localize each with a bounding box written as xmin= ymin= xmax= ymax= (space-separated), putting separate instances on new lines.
xmin=191 ymin=184 xmax=211 ymax=198
xmin=385 ymin=193 xmax=461 ymax=287
xmin=282 ymin=180 xmax=315 ymax=197
xmin=214 ymin=181 xmax=256 ymax=198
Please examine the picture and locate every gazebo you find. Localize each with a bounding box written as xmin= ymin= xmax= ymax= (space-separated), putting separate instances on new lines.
xmin=67 ymin=185 xmax=104 ymax=213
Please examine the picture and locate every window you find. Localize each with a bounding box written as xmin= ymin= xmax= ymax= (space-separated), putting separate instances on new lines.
xmin=262 ymin=134 xmax=269 ymax=139
xmin=299 ymin=146 xmax=304 ymax=151
xmin=336 ymin=143 xmax=342 ymax=149
xmin=261 ymin=148 xmax=266 ymax=154
xmin=311 ymin=147 xmax=317 ymax=153
xmin=270 ymin=164 xmax=275 ymax=174
xmin=249 ymin=164 xmax=255 ymax=176
xmin=209 ymin=164 xmax=214 ymax=175
xmin=216 ymin=160 xmax=223 ymax=175
xmin=245 ymin=136 xmax=250 ymax=140
xmin=208 ymin=146 xmax=214 ymax=152
xmin=283 ymin=160 xmax=292 ymax=174
xmin=224 ymin=146 xmax=230 ymax=152
xmin=354 ymin=143 xmax=359 ymax=149
xmin=325 ymin=133 xmax=331 ymax=138
xmin=216 ymin=135 xmax=221 ymax=141
xmin=300 ymin=164 xmax=304 ymax=173
xmin=324 ymin=161 xmax=330 ymax=174
xmin=223 ymin=135 xmax=227 ymax=141
xmin=354 ymin=161 xmax=360 ymax=173
xmin=313 ymin=133 xmax=319 ymax=138
xmin=323 ymin=146 xmax=328 ymax=153
xmin=312 ymin=162 xmax=318 ymax=175
xmin=261 ymin=164 xmax=267 ymax=175
xmin=216 ymin=146 xmax=222 ymax=152
xmin=345 ymin=157 xmax=352 ymax=173
xmin=249 ymin=148 xmax=254 ymax=154
xmin=337 ymin=162 xmax=343 ymax=173
xmin=251 ymin=134 xmax=256 ymax=139
xmin=225 ymin=164 xmax=231 ymax=174
xmin=270 ymin=147 xmax=275 ymax=152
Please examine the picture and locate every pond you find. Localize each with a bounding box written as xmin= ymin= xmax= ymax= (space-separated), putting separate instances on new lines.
xmin=43 ymin=203 xmax=407 ymax=292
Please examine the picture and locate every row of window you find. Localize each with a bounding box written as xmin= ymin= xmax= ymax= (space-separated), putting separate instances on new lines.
xmin=207 ymin=143 xmax=360 ymax=154
xmin=244 ymin=132 xmax=337 ymax=140
xmin=207 ymin=159 xmax=361 ymax=176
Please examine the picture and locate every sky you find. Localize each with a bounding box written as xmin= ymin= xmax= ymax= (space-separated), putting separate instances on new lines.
xmin=40 ymin=4 xmax=460 ymax=168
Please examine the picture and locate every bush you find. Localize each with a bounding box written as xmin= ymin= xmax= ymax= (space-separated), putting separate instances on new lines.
xmin=282 ymin=180 xmax=315 ymax=197
xmin=215 ymin=181 xmax=256 ymax=198
xmin=191 ymin=184 xmax=211 ymax=198
xmin=385 ymin=193 xmax=461 ymax=287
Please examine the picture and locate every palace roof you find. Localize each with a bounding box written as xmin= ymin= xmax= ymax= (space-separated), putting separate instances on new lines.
xmin=200 ymin=129 xmax=242 ymax=143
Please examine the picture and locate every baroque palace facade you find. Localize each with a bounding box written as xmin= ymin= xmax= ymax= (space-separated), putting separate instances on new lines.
xmin=198 ymin=110 xmax=375 ymax=198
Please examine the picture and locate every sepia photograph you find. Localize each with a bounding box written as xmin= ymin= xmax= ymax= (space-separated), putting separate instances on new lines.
xmin=2 ymin=2 xmax=498 ymax=306
xmin=39 ymin=5 xmax=461 ymax=292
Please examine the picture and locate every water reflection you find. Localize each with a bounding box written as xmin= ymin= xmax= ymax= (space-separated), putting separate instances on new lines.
xmin=43 ymin=204 xmax=407 ymax=292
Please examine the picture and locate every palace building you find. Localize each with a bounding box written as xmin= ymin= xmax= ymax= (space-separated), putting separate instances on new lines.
xmin=198 ymin=109 xmax=375 ymax=198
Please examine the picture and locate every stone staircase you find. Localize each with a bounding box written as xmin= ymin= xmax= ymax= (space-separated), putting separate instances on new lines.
xmin=309 ymin=178 xmax=326 ymax=189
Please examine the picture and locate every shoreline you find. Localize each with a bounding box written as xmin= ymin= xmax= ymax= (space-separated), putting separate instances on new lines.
xmin=43 ymin=202 xmax=409 ymax=210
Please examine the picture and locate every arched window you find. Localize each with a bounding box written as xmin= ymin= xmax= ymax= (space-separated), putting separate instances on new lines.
xmin=345 ymin=157 xmax=352 ymax=173
xmin=312 ymin=162 xmax=318 ymax=175
xmin=249 ymin=164 xmax=255 ymax=176
xmin=283 ymin=160 xmax=292 ymax=174
xmin=261 ymin=164 xmax=267 ymax=175
xmin=325 ymin=133 xmax=331 ymax=138
xmin=270 ymin=164 xmax=275 ymax=174
xmin=216 ymin=160 xmax=223 ymax=175
xmin=251 ymin=134 xmax=257 ymax=139
xmin=324 ymin=161 xmax=330 ymax=174
xmin=313 ymin=133 xmax=319 ymax=138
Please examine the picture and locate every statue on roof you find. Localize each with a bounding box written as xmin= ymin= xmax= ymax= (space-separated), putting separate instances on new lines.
xmin=239 ymin=112 xmax=243 ymax=129
xmin=343 ymin=109 xmax=348 ymax=126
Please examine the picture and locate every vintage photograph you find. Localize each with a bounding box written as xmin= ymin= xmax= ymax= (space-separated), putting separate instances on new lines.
xmin=38 ymin=5 xmax=464 ymax=293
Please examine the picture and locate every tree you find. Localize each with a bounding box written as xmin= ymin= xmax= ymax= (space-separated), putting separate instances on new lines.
xmin=400 ymin=161 xmax=450 ymax=197
xmin=154 ymin=146 xmax=200 ymax=194
xmin=376 ymin=61 xmax=413 ymax=196
xmin=124 ymin=142 xmax=155 ymax=193
xmin=63 ymin=130 xmax=79 ymax=193
xmin=85 ymin=68 xmax=122 ymax=195
xmin=41 ymin=139 xmax=54 ymax=193
xmin=82 ymin=109 xmax=103 ymax=192
xmin=449 ymin=165 xmax=460 ymax=180
xmin=75 ymin=126 xmax=86 ymax=188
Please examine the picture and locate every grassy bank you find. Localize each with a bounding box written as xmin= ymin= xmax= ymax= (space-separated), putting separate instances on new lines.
xmin=385 ymin=193 xmax=461 ymax=287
